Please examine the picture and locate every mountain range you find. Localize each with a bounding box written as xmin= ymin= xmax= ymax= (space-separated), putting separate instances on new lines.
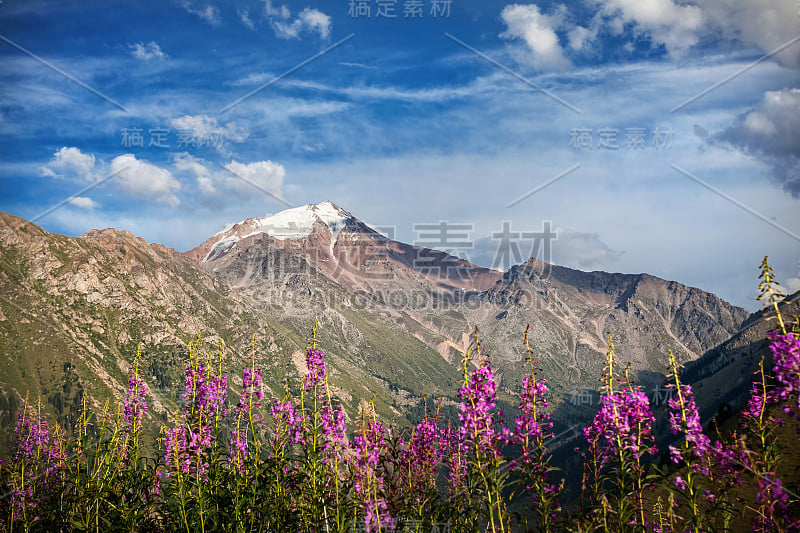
xmin=0 ymin=201 xmax=785 ymax=452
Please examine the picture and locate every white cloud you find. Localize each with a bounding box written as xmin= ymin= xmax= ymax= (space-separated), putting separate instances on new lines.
xmin=109 ymin=154 xmax=182 ymax=207
xmin=239 ymin=7 xmax=255 ymax=30
xmin=67 ymin=196 xmax=98 ymax=210
xmin=566 ymin=23 xmax=599 ymax=52
xmin=169 ymin=115 xmax=249 ymax=151
xmin=263 ymin=0 xmax=290 ymax=19
xmin=171 ymin=153 xmax=286 ymax=201
xmin=130 ymin=41 xmax=166 ymax=60
xmin=709 ymin=88 xmax=800 ymax=197
xmin=224 ymin=160 xmax=286 ymax=198
xmin=172 ymin=152 xmax=217 ymax=195
xmin=180 ymin=2 xmax=221 ymax=26
xmin=42 ymin=147 xmax=96 ymax=180
xmin=501 ymin=0 xmax=798 ymax=66
xmin=702 ymin=0 xmax=800 ymax=69
xmin=500 ymin=4 xmax=570 ymax=70
xmin=597 ymin=0 xmax=704 ymax=57
xmin=264 ymin=1 xmax=331 ymax=40
xmin=295 ymin=8 xmax=331 ymax=39
xmin=42 ymin=148 xmax=182 ymax=206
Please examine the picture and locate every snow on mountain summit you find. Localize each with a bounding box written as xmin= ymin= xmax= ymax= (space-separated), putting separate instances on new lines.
xmin=202 ymin=201 xmax=359 ymax=261
xmin=247 ymin=201 xmax=353 ymax=240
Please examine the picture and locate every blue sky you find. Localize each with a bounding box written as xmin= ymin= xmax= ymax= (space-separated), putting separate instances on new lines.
xmin=1 ymin=0 xmax=798 ymax=311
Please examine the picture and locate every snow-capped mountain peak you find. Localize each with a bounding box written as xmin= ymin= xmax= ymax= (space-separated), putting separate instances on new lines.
xmin=199 ymin=201 xmax=358 ymax=262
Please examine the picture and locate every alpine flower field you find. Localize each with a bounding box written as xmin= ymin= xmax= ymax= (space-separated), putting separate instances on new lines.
xmin=0 ymin=259 xmax=798 ymax=532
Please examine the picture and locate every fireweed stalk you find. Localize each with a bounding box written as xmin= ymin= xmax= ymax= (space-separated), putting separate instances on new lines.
xmin=55 ymin=357 xmax=150 ymax=532
xmin=229 ymin=335 xmax=265 ymax=531
xmin=458 ymin=327 xmax=509 ymax=533
xmin=739 ymin=359 xmax=794 ymax=532
xmin=351 ymin=403 xmax=395 ymax=532
xmin=121 ymin=345 xmax=148 ymax=457
xmin=163 ymin=337 xmax=228 ymax=533
xmin=68 ymin=397 xmax=119 ymax=531
xmin=769 ymin=330 xmax=800 ymax=426
xmin=230 ymin=336 xmax=264 ymax=469
xmin=7 ymin=398 xmax=66 ymax=532
xmin=509 ymin=325 xmax=561 ymax=533
xmin=664 ymin=348 xmax=743 ymax=533
xmin=396 ymin=401 xmax=443 ymax=528
xmin=738 ymin=257 xmax=800 ymax=532
xmin=762 ymin=259 xmax=800 ymax=428
xmin=441 ymin=419 xmax=472 ymax=529
xmin=666 ymin=349 xmax=716 ymax=533
xmin=294 ymin=326 xmax=347 ymax=532
xmin=267 ymin=388 xmax=303 ymax=531
xmin=61 ymin=347 xmax=157 ymax=531
xmin=582 ymin=335 xmax=657 ymax=531
xmin=103 ymin=345 xmax=153 ymax=531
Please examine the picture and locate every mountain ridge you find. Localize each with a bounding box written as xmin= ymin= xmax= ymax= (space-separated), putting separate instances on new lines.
xmin=0 ymin=206 xmax=751 ymax=452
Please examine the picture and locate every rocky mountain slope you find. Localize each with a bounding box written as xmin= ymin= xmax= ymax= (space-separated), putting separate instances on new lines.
xmin=0 ymin=211 xmax=290 ymax=441
xmin=0 ymin=203 xmax=752 ymax=451
xmin=0 ymin=209 xmax=477 ymax=443
xmin=187 ymin=201 xmax=749 ymax=414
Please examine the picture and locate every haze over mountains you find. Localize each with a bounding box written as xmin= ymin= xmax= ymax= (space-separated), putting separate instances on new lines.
xmin=0 ymin=201 xmax=785 ymax=451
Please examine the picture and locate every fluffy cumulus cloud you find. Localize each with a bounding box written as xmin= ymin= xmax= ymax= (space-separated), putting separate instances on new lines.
xmin=702 ymin=0 xmax=800 ymax=69
xmin=40 ymin=146 xmax=289 ymax=210
xmin=597 ymin=0 xmax=704 ymax=57
xmin=110 ymin=154 xmax=182 ymax=207
xmin=708 ymin=88 xmax=800 ymax=197
xmin=500 ymin=4 xmax=570 ymax=70
xmin=172 ymin=152 xmax=216 ymax=195
xmin=130 ymin=41 xmax=165 ymax=60
xmin=42 ymin=147 xmax=97 ymax=180
xmin=499 ymin=0 xmax=704 ymax=66
xmin=224 ymin=160 xmax=286 ymax=197
xmin=171 ymin=153 xmax=286 ymax=202
xmin=41 ymin=148 xmax=182 ymax=207
xmin=263 ymin=1 xmax=331 ymax=39
xmin=67 ymin=197 xmax=98 ymax=210
xmin=169 ymin=115 xmax=249 ymax=151
xmin=500 ymin=0 xmax=799 ymax=66
xmin=605 ymin=0 xmax=800 ymax=64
